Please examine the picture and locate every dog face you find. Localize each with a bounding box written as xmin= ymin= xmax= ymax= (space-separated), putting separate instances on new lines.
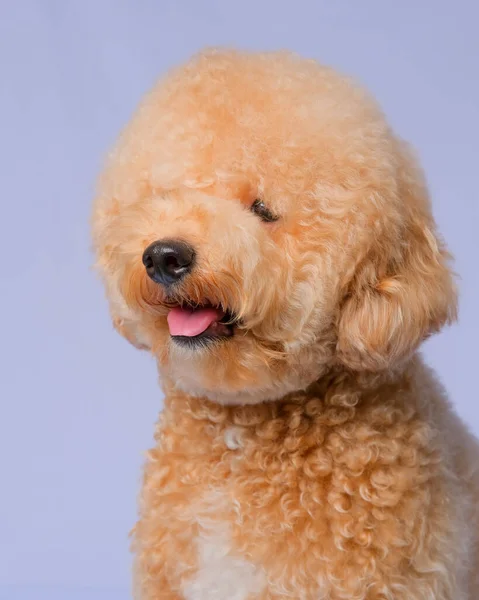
xmin=92 ymin=50 xmax=456 ymax=404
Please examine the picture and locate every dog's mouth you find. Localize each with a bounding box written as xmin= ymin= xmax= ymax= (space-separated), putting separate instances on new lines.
xmin=166 ymin=301 xmax=236 ymax=348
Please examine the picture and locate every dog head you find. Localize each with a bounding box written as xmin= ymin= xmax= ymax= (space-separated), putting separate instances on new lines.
xmin=92 ymin=50 xmax=456 ymax=404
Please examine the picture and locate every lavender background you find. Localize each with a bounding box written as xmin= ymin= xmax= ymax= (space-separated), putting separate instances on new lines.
xmin=1 ymin=2 xmax=477 ymax=599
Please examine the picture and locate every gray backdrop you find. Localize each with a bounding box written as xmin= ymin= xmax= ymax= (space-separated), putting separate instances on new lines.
xmin=1 ymin=2 xmax=477 ymax=599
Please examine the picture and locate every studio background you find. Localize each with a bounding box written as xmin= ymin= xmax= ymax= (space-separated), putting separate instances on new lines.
xmin=1 ymin=2 xmax=477 ymax=599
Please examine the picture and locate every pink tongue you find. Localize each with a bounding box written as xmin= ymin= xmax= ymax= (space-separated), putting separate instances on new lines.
xmin=167 ymin=306 xmax=225 ymax=337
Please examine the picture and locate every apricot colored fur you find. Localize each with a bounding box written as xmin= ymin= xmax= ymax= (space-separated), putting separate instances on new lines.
xmin=92 ymin=50 xmax=479 ymax=599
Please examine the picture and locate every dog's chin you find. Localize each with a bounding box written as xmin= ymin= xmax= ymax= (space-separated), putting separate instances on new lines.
xmin=167 ymin=364 xmax=312 ymax=406
xmin=161 ymin=323 xmax=334 ymax=406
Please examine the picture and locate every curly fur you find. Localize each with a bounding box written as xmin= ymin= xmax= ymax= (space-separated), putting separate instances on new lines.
xmin=91 ymin=49 xmax=479 ymax=599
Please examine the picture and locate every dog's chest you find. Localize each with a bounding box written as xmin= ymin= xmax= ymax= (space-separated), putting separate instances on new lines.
xmin=144 ymin=396 xmax=442 ymax=599
xmin=179 ymin=504 xmax=267 ymax=600
xmin=174 ymin=426 xmax=333 ymax=599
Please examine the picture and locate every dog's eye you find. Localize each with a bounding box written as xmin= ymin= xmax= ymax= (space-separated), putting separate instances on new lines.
xmin=251 ymin=199 xmax=279 ymax=223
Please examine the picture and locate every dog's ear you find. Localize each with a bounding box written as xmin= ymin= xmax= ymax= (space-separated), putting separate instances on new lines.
xmin=337 ymin=144 xmax=457 ymax=371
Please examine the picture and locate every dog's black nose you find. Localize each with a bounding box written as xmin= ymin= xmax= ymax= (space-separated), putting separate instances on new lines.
xmin=142 ymin=239 xmax=196 ymax=285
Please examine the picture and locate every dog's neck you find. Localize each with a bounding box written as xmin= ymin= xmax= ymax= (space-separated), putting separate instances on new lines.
xmin=160 ymin=360 xmax=415 ymax=427
xmin=151 ymin=362 xmax=419 ymax=467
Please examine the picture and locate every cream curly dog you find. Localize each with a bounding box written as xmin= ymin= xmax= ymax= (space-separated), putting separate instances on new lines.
xmin=92 ymin=50 xmax=479 ymax=599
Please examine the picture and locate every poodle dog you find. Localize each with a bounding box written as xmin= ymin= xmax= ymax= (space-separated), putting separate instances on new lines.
xmin=92 ymin=50 xmax=479 ymax=599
